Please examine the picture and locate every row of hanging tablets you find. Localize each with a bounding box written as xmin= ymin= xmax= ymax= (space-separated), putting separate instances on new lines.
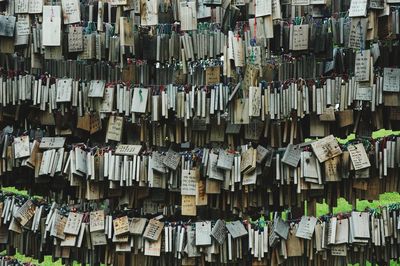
xmin=0 ymin=71 xmax=399 ymax=144
xmin=0 ymin=0 xmax=399 ymax=70
xmin=2 ymin=133 xmax=400 ymax=211
xmin=3 ymin=191 xmax=400 ymax=265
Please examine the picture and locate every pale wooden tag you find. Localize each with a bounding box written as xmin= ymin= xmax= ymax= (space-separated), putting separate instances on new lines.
xmin=115 ymin=145 xmax=142 ymax=156
xmin=311 ymin=135 xmax=342 ymax=163
xmin=51 ymin=211 xmax=67 ymax=240
xmin=234 ymin=99 xmax=250 ymax=124
xmin=88 ymin=80 xmax=106 ymax=98
xmin=144 ymin=237 xmax=162 ymax=256
xmin=40 ymin=137 xmax=66 ymax=149
xmin=56 ymin=79 xmax=73 ymax=102
xmin=331 ymin=244 xmax=347 ymax=256
xmin=217 ymin=151 xmax=234 ymax=170
xmin=347 ymin=143 xmax=371 ymax=170
xmin=143 ymin=219 xmax=164 ymax=241
xmin=206 ymin=67 xmax=221 ymax=85
xmin=240 ymin=147 xmax=256 ymax=174
xmin=91 ymin=231 xmax=107 ymax=246
xmin=282 ymin=144 xmax=302 ymax=167
xmin=120 ymin=17 xmax=134 ymax=46
xmin=89 ymin=210 xmax=105 ymax=232
xmin=129 ymin=218 xmax=147 ymax=235
xmin=181 ymin=195 xmax=197 ymax=216
xmin=163 ymin=149 xmax=181 ymax=170
xmin=106 ymin=116 xmax=124 ymax=142
xmin=324 ymin=156 xmax=341 ymax=182
xmin=14 ymin=200 xmax=36 ymax=227
xmin=196 ymin=180 xmax=208 ymax=206
xmin=337 ymin=110 xmax=354 ymax=127
xmin=287 ymin=227 xmax=303 ymax=257
xmin=113 ymin=216 xmax=130 ymax=236
xmin=63 ymin=212 xmax=83 ymax=236
xmin=354 ymin=50 xmax=370 ymax=81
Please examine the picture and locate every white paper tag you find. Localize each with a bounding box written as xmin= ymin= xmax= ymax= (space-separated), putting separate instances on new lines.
xmin=115 ymin=145 xmax=142 ymax=156
xmin=296 ymin=216 xmax=317 ymax=240
xmin=61 ymin=0 xmax=81 ymax=24
xmin=99 ymin=87 xmax=115 ymax=112
xmin=39 ymin=137 xmax=66 ymax=149
xmin=0 ymin=16 xmax=16 ymax=37
xmin=348 ymin=18 xmax=367 ymax=50
xmin=110 ymin=0 xmax=128 ymax=5
xmin=68 ymin=26 xmax=84 ymax=52
xmin=226 ymin=221 xmax=248 ymax=239
xmin=140 ymin=0 xmax=158 ymax=26
xmin=56 ymin=78 xmax=73 ymax=102
xmin=349 ymin=0 xmax=368 ymax=17
xmin=282 ymin=144 xmax=302 ymax=167
xmin=354 ymin=50 xmax=370 ymax=82
xmin=335 ymin=219 xmax=349 ymax=244
xmin=28 ymin=0 xmax=43 ymax=14
xmin=42 ymin=6 xmax=62 ymax=46
xmin=14 ymin=135 xmax=30 ymax=159
xmin=88 ymin=80 xmax=106 ymax=98
xmin=131 ymin=88 xmax=149 ymax=113
xmin=292 ymin=25 xmax=309 ymax=51
xmin=179 ymin=0 xmax=197 ymax=31
xmin=181 ymin=169 xmax=199 ymax=196
xmin=195 ymin=221 xmax=212 ymax=246
xmin=15 ymin=17 xmax=30 ymax=45
xmin=255 ymin=0 xmax=272 ymax=17
xmin=383 ymin=68 xmax=400 ymax=92
xmin=15 ymin=0 xmax=29 ymax=14
xmin=355 ymin=85 xmax=372 ymax=101
xmin=143 ymin=219 xmax=164 ymax=241
xmin=292 ymin=0 xmax=310 ymax=5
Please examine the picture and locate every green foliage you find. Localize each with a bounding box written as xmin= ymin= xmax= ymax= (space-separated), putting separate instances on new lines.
xmin=3 ymin=252 xmax=94 ymax=266
xmin=316 ymin=192 xmax=400 ymax=216
xmin=1 ymin=187 xmax=29 ymax=196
